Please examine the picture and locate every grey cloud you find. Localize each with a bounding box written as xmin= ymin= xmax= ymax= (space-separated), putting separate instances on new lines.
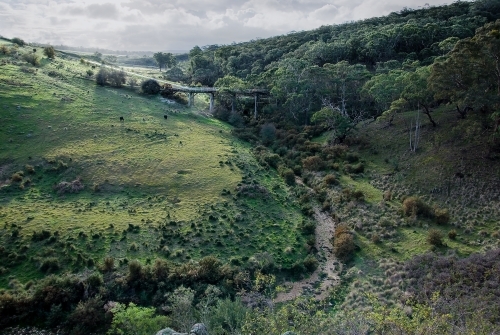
xmin=1 ymin=0 xmax=453 ymax=51
xmin=61 ymin=3 xmax=119 ymax=19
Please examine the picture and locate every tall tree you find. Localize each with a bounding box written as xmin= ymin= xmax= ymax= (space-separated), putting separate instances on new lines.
xmin=153 ymin=52 xmax=176 ymax=71
xmin=430 ymin=20 xmax=500 ymax=120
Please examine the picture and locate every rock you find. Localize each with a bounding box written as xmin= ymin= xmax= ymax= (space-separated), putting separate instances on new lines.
xmin=282 ymin=332 xmax=297 ymax=335
xmin=190 ymin=323 xmax=208 ymax=335
xmin=155 ymin=323 xmax=208 ymax=335
xmin=156 ymin=328 xmax=186 ymax=335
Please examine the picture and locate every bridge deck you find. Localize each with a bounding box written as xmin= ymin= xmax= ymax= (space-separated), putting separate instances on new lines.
xmin=164 ymin=85 xmax=268 ymax=95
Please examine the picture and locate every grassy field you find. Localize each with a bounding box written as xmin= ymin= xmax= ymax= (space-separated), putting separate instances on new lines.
xmin=0 ymin=41 xmax=309 ymax=287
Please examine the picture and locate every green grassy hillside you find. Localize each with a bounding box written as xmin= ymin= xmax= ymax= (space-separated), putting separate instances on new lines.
xmin=0 ymin=42 xmax=310 ymax=287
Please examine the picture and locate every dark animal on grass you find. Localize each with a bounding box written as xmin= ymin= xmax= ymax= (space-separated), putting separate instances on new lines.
xmin=120 ymin=116 xmax=124 ymax=121
xmin=164 ymin=115 xmax=168 ymax=120
xmin=455 ymin=172 xmax=464 ymax=179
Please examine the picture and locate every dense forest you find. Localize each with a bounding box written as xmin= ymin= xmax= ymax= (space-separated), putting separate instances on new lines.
xmin=1 ymin=0 xmax=500 ymax=334
xmin=162 ymin=0 xmax=500 ymax=135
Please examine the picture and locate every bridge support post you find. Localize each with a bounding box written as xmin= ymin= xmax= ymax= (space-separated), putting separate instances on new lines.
xmin=254 ymin=93 xmax=258 ymax=119
xmin=209 ymin=93 xmax=214 ymax=113
xmin=188 ymin=93 xmax=195 ymax=107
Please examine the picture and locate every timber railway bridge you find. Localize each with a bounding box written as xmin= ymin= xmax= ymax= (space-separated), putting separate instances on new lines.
xmin=161 ymin=84 xmax=269 ymax=118
xmin=81 ymin=59 xmax=269 ymax=117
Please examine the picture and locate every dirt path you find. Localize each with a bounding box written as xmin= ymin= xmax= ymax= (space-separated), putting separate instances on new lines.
xmin=275 ymin=181 xmax=341 ymax=302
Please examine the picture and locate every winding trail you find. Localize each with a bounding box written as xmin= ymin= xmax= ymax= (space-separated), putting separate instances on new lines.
xmin=275 ymin=180 xmax=341 ymax=302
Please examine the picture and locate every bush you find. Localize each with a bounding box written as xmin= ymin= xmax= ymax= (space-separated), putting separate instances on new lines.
xmin=324 ymin=174 xmax=337 ymax=185
xmin=341 ymin=188 xmax=365 ymax=202
xmin=54 ymin=179 xmax=84 ymax=195
xmin=96 ymin=68 xmax=109 ymax=86
xmin=448 ymin=230 xmax=457 ymax=240
xmin=86 ymin=69 xmax=94 ymax=77
xmin=25 ymin=164 xmax=35 ymax=174
xmin=402 ymin=196 xmax=433 ymax=218
xmin=0 ymin=45 xmax=9 ymax=55
xmin=43 ymin=46 xmax=55 ymax=59
xmin=141 ymin=79 xmax=161 ymax=94
xmin=427 ymin=229 xmax=444 ymax=246
xmin=11 ymin=171 xmax=24 ymax=182
xmin=108 ymin=70 xmax=126 ymax=87
xmin=346 ymin=152 xmax=359 ymax=163
xmin=228 ymin=111 xmax=244 ymax=127
xmin=108 ymin=302 xmax=169 ymax=335
xmin=333 ymin=225 xmax=356 ymax=261
xmin=101 ymin=257 xmax=115 ymax=272
xmin=128 ymin=77 xmax=138 ymax=89
xmin=280 ymin=168 xmax=296 ymax=185
xmin=302 ymin=156 xmax=325 ymax=171
xmin=40 ymin=257 xmax=60 ymax=273
xmin=127 ymin=260 xmax=143 ymax=283
xmin=303 ymin=254 xmax=319 ymax=272
xmin=344 ymin=162 xmax=365 ymax=174
xmin=68 ymin=296 xmax=108 ymax=335
xmin=260 ymin=123 xmax=276 ymax=144
xmin=383 ymin=190 xmax=392 ymax=201
xmin=22 ymin=53 xmax=40 ymax=66
xmin=434 ymin=208 xmax=450 ymax=224
xmin=12 ymin=37 xmax=26 ymax=46
xmin=264 ymin=154 xmax=281 ymax=169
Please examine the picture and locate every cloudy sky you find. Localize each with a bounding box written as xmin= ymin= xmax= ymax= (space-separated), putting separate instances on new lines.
xmin=0 ymin=0 xmax=453 ymax=52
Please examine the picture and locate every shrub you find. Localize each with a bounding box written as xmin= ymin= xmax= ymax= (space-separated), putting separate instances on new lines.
xmin=108 ymin=303 xmax=169 ymax=335
xmin=299 ymin=220 xmax=316 ymax=235
xmin=43 ymin=46 xmax=55 ymax=59
xmin=25 ymin=164 xmax=35 ymax=174
xmin=341 ymin=188 xmax=365 ymax=202
xmin=22 ymin=53 xmax=40 ymax=66
xmin=383 ymin=190 xmax=392 ymax=201
xmin=427 ymin=229 xmax=444 ymax=246
xmin=280 ymin=168 xmax=296 ymax=185
xmin=303 ymin=254 xmax=319 ymax=272
xmin=346 ymin=152 xmax=359 ymax=163
xmin=32 ymin=230 xmax=51 ymax=241
xmin=333 ymin=225 xmax=356 ymax=261
xmin=68 ymin=296 xmax=108 ymax=335
xmin=402 ymin=196 xmax=433 ymax=218
xmin=11 ymin=171 xmax=24 ymax=182
xmin=108 ymin=69 xmax=126 ymax=87
xmin=40 ymin=257 xmax=60 ymax=273
xmin=228 ymin=111 xmax=244 ymax=127
xmin=54 ymin=178 xmax=84 ymax=195
xmin=344 ymin=162 xmax=365 ymax=174
xmin=0 ymin=45 xmax=9 ymax=55
xmin=101 ymin=257 xmax=115 ymax=272
xmin=127 ymin=260 xmax=143 ymax=283
xmin=260 ymin=123 xmax=276 ymax=144
xmin=128 ymin=77 xmax=138 ymax=89
xmin=448 ymin=230 xmax=457 ymax=240
xmin=141 ymin=79 xmax=161 ymax=94
xmin=96 ymin=68 xmax=109 ymax=86
xmin=434 ymin=208 xmax=450 ymax=224
xmin=324 ymin=174 xmax=337 ymax=185
xmin=86 ymin=69 xmax=94 ymax=77
xmin=302 ymin=156 xmax=324 ymax=171
xmin=371 ymin=234 xmax=381 ymax=244
xmin=12 ymin=37 xmax=26 ymax=46
xmin=264 ymin=154 xmax=281 ymax=169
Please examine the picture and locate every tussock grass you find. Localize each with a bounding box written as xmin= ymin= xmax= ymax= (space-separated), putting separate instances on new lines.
xmin=0 ymin=47 xmax=309 ymax=287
